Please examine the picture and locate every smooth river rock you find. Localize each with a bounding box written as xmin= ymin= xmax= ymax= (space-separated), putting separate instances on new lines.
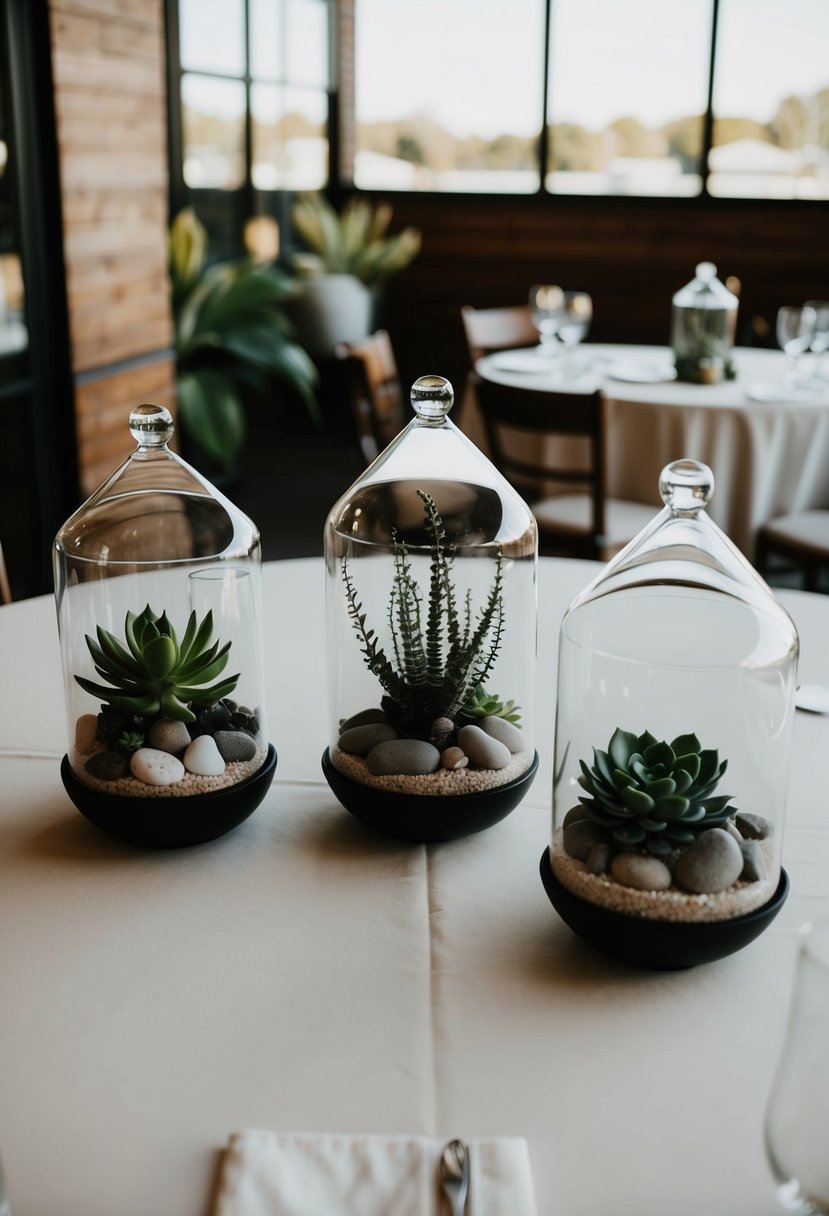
xmin=338 ymin=723 xmax=398 ymax=756
xmin=340 ymin=708 xmax=388 ymax=732
xmin=214 ymin=730 xmax=258 ymax=762
xmin=479 ymin=715 xmax=525 ymax=754
xmin=130 ymin=747 xmax=185 ymax=786
xmin=456 ymin=724 xmax=511 ymax=770
xmin=85 ymin=750 xmax=129 ymax=781
xmin=366 ymin=739 xmax=440 ymax=776
xmin=739 ymin=838 xmax=768 ymax=883
xmin=735 ymin=812 xmax=773 ymax=841
xmin=183 ymin=734 xmax=225 ymax=776
xmin=148 ymin=717 xmax=191 ymax=754
xmin=675 ymin=828 xmax=744 ymax=894
xmin=563 ymin=819 xmax=607 ymax=862
xmin=74 ymin=713 xmax=98 ymax=755
xmin=440 ymin=746 xmax=468 ymax=770
xmin=610 ymin=852 xmax=672 ymax=891
xmin=562 ymin=805 xmax=589 ymax=829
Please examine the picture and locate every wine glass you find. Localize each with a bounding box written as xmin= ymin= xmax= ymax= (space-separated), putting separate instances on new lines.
xmin=805 ymin=300 xmax=829 ymax=380
xmin=528 ymin=284 xmax=565 ymax=356
xmin=558 ymin=291 xmax=593 ymax=370
xmin=765 ymin=920 xmax=829 ymax=1213
xmin=777 ymin=305 xmax=817 ymax=385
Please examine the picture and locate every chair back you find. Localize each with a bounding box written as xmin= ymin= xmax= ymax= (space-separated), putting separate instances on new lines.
xmin=461 ymin=304 xmax=537 ymax=365
xmin=0 ymin=539 xmax=10 ymax=604
xmin=476 ymin=377 xmax=607 ymax=557
xmin=336 ymin=329 xmax=404 ymax=465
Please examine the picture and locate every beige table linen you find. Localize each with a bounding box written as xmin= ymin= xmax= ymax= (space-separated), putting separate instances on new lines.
xmin=0 ymin=559 xmax=827 ymax=1216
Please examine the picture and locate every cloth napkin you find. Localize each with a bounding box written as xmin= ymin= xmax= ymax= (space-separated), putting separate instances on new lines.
xmin=214 ymin=1130 xmax=539 ymax=1216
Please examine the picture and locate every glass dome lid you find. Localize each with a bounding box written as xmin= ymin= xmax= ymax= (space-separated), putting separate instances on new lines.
xmin=672 ymin=261 xmax=738 ymax=312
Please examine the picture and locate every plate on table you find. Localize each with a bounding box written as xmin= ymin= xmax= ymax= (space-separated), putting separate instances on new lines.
xmin=796 ymin=684 xmax=829 ymax=715
xmin=745 ymin=381 xmax=826 ymax=404
xmin=605 ymin=361 xmax=677 ymax=384
xmin=490 ymin=349 xmax=563 ymax=374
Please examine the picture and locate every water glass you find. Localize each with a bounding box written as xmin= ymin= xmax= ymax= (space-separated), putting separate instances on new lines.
xmin=776 ymin=305 xmax=817 ymax=384
xmin=558 ymin=291 xmax=593 ymax=367
xmin=528 ymin=283 xmax=564 ymax=354
xmin=765 ymin=920 xmax=829 ymax=1213
xmin=805 ymin=300 xmax=829 ymax=378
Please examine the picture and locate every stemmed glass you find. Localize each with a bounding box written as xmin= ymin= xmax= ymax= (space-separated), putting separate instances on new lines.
xmin=765 ymin=920 xmax=829 ymax=1213
xmin=558 ymin=291 xmax=593 ymax=370
xmin=805 ymin=300 xmax=829 ymax=380
xmin=777 ymin=305 xmax=817 ymax=386
xmin=528 ymin=284 xmax=565 ymax=357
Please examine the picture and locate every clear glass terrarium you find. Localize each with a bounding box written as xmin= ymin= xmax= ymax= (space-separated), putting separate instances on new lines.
xmin=542 ymin=459 xmax=797 ymax=968
xmin=53 ymin=403 xmax=275 ymax=847
xmin=323 ymin=375 xmax=538 ymax=842
xmin=671 ymin=262 xmax=739 ymax=384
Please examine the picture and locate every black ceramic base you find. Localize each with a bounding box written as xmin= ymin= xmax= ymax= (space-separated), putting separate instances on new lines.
xmin=61 ymin=744 xmax=277 ymax=848
xmin=322 ymin=747 xmax=539 ymax=843
xmin=540 ymin=846 xmax=789 ymax=970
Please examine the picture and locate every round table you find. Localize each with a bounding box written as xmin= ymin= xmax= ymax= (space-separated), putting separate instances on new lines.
xmin=471 ymin=345 xmax=829 ymax=556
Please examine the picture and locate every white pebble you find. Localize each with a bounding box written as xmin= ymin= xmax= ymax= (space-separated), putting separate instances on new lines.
xmin=148 ymin=717 xmax=191 ymax=754
xmin=130 ymin=747 xmax=185 ymax=787
xmin=183 ymin=734 xmax=226 ymax=776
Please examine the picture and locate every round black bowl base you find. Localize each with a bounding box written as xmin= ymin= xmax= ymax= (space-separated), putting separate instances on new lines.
xmin=322 ymin=748 xmax=539 ymax=843
xmin=60 ymin=744 xmax=277 ymax=849
xmin=539 ymin=847 xmax=789 ymax=970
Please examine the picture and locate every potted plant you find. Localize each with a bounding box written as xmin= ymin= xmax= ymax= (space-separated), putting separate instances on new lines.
xmin=289 ymin=194 xmax=421 ymax=356
xmin=169 ymin=208 xmax=318 ymax=476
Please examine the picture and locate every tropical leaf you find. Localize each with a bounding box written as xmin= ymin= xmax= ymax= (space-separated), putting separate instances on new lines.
xmin=176 ymin=368 xmax=246 ymax=470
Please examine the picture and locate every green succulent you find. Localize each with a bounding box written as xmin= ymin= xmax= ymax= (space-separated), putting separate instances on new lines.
xmin=577 ymin=728 xmax=735 ymax=857
xmin=75 ymin=605 xmax=239 ymax=724
xmin=460 ymin=685 xmax=521 ymax=725
xmin=116 ymin=731 xmax=145 ymax=754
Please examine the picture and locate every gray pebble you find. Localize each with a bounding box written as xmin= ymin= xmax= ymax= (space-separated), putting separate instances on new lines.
xmin=724 ymin=820 xmax=743 ymax=844
xmin=739 ymin=838 xmax=768 ymax=883
xmin=338 ymin=723 xmax=398 ymax=756
xmin=148 ymin=717 xmax=191 ymax=755
xmin=456 ymin=724 xmax=511 ymax=770
xmin=586 ymin=842 xmax=612 ymax=875
xmin=479 ymin=715 xmax=525 ymax=753
xmin=735 ymin=812 xmax=773 ymax=841
xmin=340 ymin=708 xmax=388 ymax=732
xmin=675 ymin=828 xmax=744 ymax=894
xmin=85 ymin=750 xmax=129 ymax=781
xmin=563 ymin=819 xmax=607 ymax=862
xmin=366 ymin=739 xmax=440 ymax=776
xmin=610 ymin=852 xmax=672 ymax=891
xmin=431 ymin=717 xmax=454 ymax=736
xmin=562 ymin=805 xmax=589 ymax=829
xmin=214 ymin=730 xmax=258 ymax=762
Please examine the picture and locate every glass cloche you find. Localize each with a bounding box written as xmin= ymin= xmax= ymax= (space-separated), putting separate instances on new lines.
xmin=670 ymin=262 xmax=739 ymax=384
xmin=543 ymin=459 xmax=797 ymax=968
xmin=53 ymin=403 xmax=275 ymax=847
xmin=323 ymin=375 xmax=538 ymax=842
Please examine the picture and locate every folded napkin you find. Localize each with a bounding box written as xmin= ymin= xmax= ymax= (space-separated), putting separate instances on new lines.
xmin=214 ymin=1130 xmax=538 ymax=1216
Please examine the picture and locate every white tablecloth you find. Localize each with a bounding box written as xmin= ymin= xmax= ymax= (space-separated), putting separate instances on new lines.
xmin=472 ymin=345 xmax=829 ymax=556
xmin=1 ymin=558 xmax=828 ymax=1216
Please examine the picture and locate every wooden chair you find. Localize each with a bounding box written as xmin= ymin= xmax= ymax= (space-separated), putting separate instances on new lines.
xmin=0 ymin=539 xmax=11 ymax=605
xmin=476 ymin=378 xmax=655 ymax=560
xmin=335 ymin=329 xmax=405 ymax=466
xmin=755 ymin=511 xmax=829 ymax=591
xmin=460 ymin=303 xmax=538 ymax=366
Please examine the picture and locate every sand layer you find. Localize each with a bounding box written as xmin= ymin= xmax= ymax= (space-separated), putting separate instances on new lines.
xmin=70 ymin=745 xmax=267 ymax=798
xmin=331 ymin=746 xmax=534 ymax=796
xmin=551 ymin=827 xmax=776 ymax=923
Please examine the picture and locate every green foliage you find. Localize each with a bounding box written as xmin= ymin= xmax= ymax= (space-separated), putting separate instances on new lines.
xmin=291 ymin=194 xmax=421 ymax=287
xmin=460 ymin=685 xmax=520 ymax=724
xmin=169 ymin=208 xmax=318 ymax=473
xmin=577 ymin=728 xmax=735 ymax=857
xmin=116 ymin=731 xmax=145 ymax=754
xmin=342 ymin=490 xmax=506 ymax=738
xmin=75 ymin=605 xmax=239 ymax=724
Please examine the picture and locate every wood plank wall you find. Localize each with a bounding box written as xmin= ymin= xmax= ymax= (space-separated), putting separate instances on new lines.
xmin=49 ymin=0 xmax=175 ymax=496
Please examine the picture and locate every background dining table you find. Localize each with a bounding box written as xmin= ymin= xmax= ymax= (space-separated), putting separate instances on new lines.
xmin=470 ymin=345 xmax=829 ymax=556
xmin=1 ymin=557 xmax=828 ymax=1215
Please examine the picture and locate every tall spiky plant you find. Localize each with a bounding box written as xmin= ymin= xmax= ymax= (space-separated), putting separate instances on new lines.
xmin=342 ymin=490 xmax=507 ymax=738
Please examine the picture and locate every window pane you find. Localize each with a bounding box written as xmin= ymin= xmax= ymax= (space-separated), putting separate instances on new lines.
xmin=0 ymin=80 xmax=28 ymax=372
xmin=179 ymin=0 xmax=245 ymax=76
xmin=182 ymin=74 xmax=246 ymax=189
xmin=354 ymin=0 xmax=543 ymax=193
xmin=287 ymin=0 xmax=329 ymax=88
xmin=710 ymin=0 xmax=829 ymax=199
xmin=251 ymin=83 xmax=328 ymax=189
xmin=250 ymin=0 xmax=282 ymax=81
xmin=547 ymin=0 xmax=711 ymax=196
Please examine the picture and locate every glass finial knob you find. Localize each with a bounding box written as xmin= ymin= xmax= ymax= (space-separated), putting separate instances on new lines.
xmin=129 ymin=403 xmax=174 ymax=448
xmin=410 ymin=375 xmax=454 ymax=420
xmin=659 ymin=458 xmax=714 ymax=514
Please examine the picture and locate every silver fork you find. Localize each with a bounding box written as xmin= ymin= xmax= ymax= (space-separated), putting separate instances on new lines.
xmin=439 ymin=1138 xmax=469 ymax=1216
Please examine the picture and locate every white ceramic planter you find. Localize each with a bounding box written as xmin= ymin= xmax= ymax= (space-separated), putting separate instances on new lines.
xmin=290 ymin=273 xmax=374 ymax=357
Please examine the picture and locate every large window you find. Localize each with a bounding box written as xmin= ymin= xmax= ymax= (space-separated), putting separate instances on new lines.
xmin=353 ymin=0 xmax=829 ymax=200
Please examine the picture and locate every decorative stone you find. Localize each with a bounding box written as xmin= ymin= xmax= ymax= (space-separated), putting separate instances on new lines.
xmin=188 ymin=702 xmax=232 ymax=738
xmin=430 ymin=717 xmax=455 ymax=747
xmin=183 ymin=735 xmax=225 ymax=776
xmin=440 ymin=746 xmax=468 ymax=770
xmin=562 ymin=805 xmax=589 ymax=829
xmin=148 ymin=717 xmax=191 ymax=754
xmin=724 ymin=820 xmax=743 ymax=844
xmin=563 ymin=819 xmax=607 ymax=862
xmin=586 ymin=842 xmax=612 ymax=875
xmin=338 ymin=723 xmax=398 ymax=755
xmin=610 ymin=853 xmax=672 ymax=891
xmin=130 ymin=747 xmax=185 ymax=786
xmin=675 ymin=828 xmax=744 ymax=894
xmin=735 ymin=812 xmax=773 ymax=841
xmin=214 ymin=730 xmax=258 ymax=762
xmin=340 ymin=707 xmax=387 ymax=732
xmin=75 ymin=714 xmax=98 ymax=755
xmin=85 ymin=750 xmax=129 ymax=781
xmin=739 ymin=838 xmax=768 ymax=883
xmin=456 ymin=724 xmax=510 ymax=770
xmin=479 ymin=715 xmax=525 ymax=753
xmin=366 ymin=739 xmax=440 ymax=776
xmin=96 ymin=709 xmax=135 ymax=743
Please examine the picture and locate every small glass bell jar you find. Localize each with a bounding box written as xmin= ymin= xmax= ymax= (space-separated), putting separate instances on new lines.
xmin=671 ymin=262 xmax=739 ymax=384
xmin=542 ymin=459 xmax=797 ymax=969
xmin=323 ymin=375 xmax=538 ymax=843
xmin=53 ymin=404 xmax=276 ymax=847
